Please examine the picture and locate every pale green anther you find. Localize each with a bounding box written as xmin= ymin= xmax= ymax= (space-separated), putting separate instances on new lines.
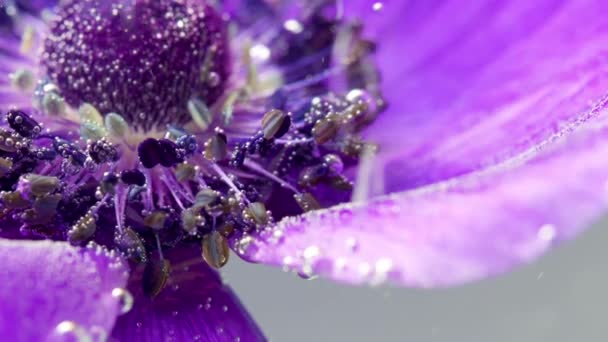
xmin=175 ymin=163 xmax=197 ymax=182
xmin=105 ymin=112 xmax=129 ymax=138
xmin=11 ymin=69 xmax=35 ymax=92
xmin=42 ymin=93 xmax=66 ymax=116
xmin=195 ymin=189 xmax=219 ymax=206
xmin=188 ymin=98 xmax=213 ymax=131
xmin=78 ymin=103 xmax=104 ymax=126
xmin=80 ymin=121 xmax=106 ymax=141
xmin=25 ymin=174 xmax=60 ymax=196
xmin=221 ymin=91 xmax=240 ymax=126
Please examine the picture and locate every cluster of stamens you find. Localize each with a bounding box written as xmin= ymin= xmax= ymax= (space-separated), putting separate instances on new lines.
xmin=0 ymin=0 xmax=384 ymax=297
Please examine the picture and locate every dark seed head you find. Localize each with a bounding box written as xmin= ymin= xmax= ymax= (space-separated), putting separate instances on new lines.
xmin=6 ymin=110 xmax=41 ymax=138
xmin=138 ymin=138 xmax=161 ymax=169
xmin=157 ymin=139 xmax=184 ymax=167
xmin=120 ymin=169 xmax=146 ymax=187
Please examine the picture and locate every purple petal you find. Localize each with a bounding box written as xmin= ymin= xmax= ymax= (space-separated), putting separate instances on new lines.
xmin=237 ymin=112 xmax=608 ymax=287
xmin=0 ymin=239 xmax=129 ymax=340
xmin=234 ymin=0 xmax=608 ymax=286
xmin=342 ymin=1 xmax=608 ymax=193
xmin=112 ymin=247 xmax=265 ymax=342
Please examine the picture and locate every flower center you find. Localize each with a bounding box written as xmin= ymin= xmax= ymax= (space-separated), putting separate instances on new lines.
xmin=41 ymin=0 xmax=229 ymax=132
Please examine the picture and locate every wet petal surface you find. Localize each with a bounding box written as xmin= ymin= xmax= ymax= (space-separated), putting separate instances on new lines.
xmin=343 ymin=1 xmax=608 ymax=193
xmin=0 ymin=240 xmax=128 ymax=341
xmin=112 ymin=248 xmax=265 ymax=342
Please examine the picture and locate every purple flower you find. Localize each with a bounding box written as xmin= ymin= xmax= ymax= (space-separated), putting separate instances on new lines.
xmin=1 ymin=0 xmax=606 ymax=340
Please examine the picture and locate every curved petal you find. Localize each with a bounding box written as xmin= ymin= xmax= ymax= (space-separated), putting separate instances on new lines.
xmin=341 ymin=1 xmax=608 ymax=193
xmin=112 ymin=247 xmax=265 ymax=342
xmin=236 ymin=101 xmax=608 ymax=287
xmin=0 ymin=239 xmax=129 ymax=341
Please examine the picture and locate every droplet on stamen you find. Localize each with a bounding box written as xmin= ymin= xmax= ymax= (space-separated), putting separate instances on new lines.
xmin=202 ymin=231 xmax=230 ymax=269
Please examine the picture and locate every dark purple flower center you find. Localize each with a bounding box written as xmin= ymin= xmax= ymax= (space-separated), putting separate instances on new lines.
xmin=41 ymin=0 xmax=230 ymax=131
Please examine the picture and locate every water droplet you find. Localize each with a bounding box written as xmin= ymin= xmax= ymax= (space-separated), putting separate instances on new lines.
xmin=222 ymin=305 xmax=228 ymax=312
xmin=538 ymin=224 xmax=556 ymax=242
xmin=283 ymin=19 xmax=303 ymax=34
xmin=372 ymin=2 xmax=384 ymax=12
xmin=172 ymin=310 xmax=179 ymax=317
xmin=345 ymin=237 xmax=359 ymax=252
xmin=54 ymin=321 xmax=92 ymax=342
xmin=111 ymin=287 xmax=134 ymax=314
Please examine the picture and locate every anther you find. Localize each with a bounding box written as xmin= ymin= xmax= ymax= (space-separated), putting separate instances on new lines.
xmin=261 ymin=109 xmax=291 ymax=140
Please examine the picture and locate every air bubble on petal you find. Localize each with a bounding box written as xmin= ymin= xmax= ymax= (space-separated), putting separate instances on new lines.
xmin=372 ymin=2 xmax=384 ymax=12
xmin=345 ymin=237 xmax=359 ymax=252
xmin=538 ymin=224 xmax=557 ymax=242
xmin=53 ymin=321 xmax=92 ymax=342
xmin=111 ymin=287 xmax=134 ymax=314
xmin=283 ymin=19 xmax=303 ymax=34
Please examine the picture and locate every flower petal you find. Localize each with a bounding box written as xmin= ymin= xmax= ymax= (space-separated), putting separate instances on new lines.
xmin=112 ymin=247 xmax=265 ymax=342
xmin=236 ymin=109 xmax=608 ymax=287
xmin=0 ymin=239 xmax=129 ymax=341
xmin=342 ymin=1 xmax=608 ymax=193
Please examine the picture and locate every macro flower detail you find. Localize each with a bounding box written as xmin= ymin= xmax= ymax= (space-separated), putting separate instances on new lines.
xmin=3 ymin=0 xmax=608 ymax=340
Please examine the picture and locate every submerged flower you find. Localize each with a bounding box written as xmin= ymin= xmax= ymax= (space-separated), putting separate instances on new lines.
xmin=2 ymin=0 xmax=608 ymax=340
